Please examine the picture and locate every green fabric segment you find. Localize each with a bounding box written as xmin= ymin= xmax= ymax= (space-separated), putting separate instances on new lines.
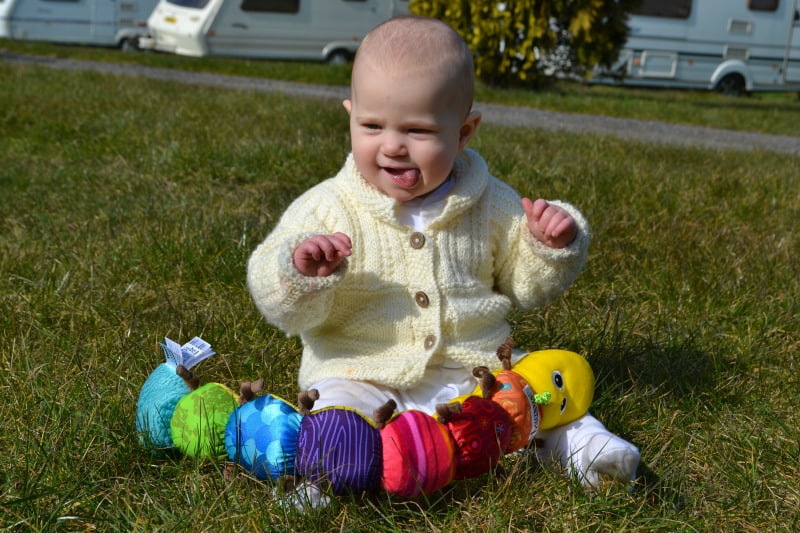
xmin=170 ymin=383 xmax=238 ymax=459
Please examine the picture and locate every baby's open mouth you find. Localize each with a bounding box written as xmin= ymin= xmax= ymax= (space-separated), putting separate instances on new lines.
xmin=385 ymin=167 xmax=420 ymax=188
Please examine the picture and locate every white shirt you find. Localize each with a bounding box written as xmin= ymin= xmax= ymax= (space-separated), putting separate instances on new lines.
xmin=395 ymin=176 xmax=455 ymax=231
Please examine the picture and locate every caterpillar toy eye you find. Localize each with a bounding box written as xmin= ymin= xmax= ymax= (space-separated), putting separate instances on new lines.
xmin=552 ymin=371 xmax=564 ymax=391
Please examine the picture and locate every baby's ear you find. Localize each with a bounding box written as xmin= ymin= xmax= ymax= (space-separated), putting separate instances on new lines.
xmin=458 ymin=110 xmax=481 ymax=150
xmin=342 ymin=99 xmax=353 ymax=115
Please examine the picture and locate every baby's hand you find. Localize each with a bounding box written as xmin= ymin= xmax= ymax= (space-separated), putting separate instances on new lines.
xmin=522 ymin=198 xmax=577 ymax=249
xmin=293 ymin=232 xmax=352 ymax=277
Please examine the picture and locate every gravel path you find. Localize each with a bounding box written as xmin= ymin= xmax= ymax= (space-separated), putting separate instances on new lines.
xmin=4 ymin=51 xmax=799 ymax=156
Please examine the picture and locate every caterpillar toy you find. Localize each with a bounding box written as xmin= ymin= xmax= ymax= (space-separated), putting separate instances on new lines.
xmin=136 ymin=336 xmax=595 ymax=499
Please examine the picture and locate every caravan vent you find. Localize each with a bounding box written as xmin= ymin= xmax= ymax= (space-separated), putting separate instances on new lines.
xmin=120 ymin=3 xmax=137 ymax=12
xmin=728 ymin=19 xmax=753 ymax=35
xmin=725 ymin=46 xmax=749 ymax=60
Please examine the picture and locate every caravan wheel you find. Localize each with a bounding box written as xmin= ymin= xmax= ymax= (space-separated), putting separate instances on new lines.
xmin=327 ymin=50 xmax=351 ymax=65
xmin=120 ymin=37 xmax=140 ymax=52
xmin=715 ymin=73 xmax=746 ymax=97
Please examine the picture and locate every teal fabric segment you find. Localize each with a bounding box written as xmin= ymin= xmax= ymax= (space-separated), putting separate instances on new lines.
xmin=136 ymin=363 xmax=190 ymax=450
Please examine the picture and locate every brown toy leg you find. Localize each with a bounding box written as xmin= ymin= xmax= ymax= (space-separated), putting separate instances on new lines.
xmin=238 ymin=379 xmax=265 ymax=405
xmin=473 ymin=366 xmax=497 ymax=399
xmin=298 ymin=388 xmax=320 ymax=416
xmin=372 ymin=399 xmax=397 ymax=430
xmin=435 ymin=401 xmax=462 ymax=422
xmin=175 ymin=364 xmax=199 ymax=391
xmin=496 ymin=337 xmax=516 ymax=370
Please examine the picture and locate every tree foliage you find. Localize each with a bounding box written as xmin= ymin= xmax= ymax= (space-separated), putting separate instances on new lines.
xmin=409 ymin=0 xmax=640 ymax=87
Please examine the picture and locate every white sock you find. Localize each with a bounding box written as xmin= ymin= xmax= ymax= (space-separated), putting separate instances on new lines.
xmin=578 ymin=432 xmax=641 ymax=487
xmin=535 ymin=413 xmax=640 ymax=487
xmin=275 ymin=480 xmax=331 ymax=512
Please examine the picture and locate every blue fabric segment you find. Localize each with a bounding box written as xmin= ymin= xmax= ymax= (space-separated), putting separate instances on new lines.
xmin=225 ymin=394 xmax=303 ymax=479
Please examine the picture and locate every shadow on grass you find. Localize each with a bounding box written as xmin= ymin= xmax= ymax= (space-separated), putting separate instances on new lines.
xmin=588 ymin=334 xmax=730 ymax=513
xmin=592 ymin=336 xmax=723 ymax=400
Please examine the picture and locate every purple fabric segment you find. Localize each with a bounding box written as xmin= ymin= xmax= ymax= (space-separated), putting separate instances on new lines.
xmin=296 ymin=409 xmax=382 ymax=495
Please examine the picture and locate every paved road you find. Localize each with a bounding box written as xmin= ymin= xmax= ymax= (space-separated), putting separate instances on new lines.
xmin=4 ymin=52 xmax=799 ymax=156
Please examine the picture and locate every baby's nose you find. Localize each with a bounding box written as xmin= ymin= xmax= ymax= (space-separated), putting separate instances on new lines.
xmin=381 ymin=132 xmax=407 ymax=156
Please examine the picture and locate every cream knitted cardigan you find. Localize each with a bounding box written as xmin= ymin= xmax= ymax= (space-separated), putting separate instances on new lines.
xmin=247 ymin=149 xmax=590 ymax=390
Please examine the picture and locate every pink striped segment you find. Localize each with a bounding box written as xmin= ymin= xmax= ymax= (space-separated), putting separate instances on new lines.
xmin=381 ymin=410 xmax=456 ymax=498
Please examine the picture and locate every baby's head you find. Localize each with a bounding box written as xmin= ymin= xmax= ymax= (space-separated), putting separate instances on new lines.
xmin=344 ymin=16 xmax=481 ymax=202
xmin=354 ymin=16 xmax=475 ymax=118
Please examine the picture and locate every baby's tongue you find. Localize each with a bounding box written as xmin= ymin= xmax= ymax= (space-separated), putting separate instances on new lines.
xmin=389 ymin=168 xmax=420 ymax=188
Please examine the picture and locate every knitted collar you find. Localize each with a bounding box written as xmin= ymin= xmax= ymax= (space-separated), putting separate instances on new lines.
xmin=343 ymin=149 xmax=490 ymax=229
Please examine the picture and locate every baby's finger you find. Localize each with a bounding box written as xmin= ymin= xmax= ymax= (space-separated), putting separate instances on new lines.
xmin=537 ymin=206 xmax=556 ymax=233
xmin=328 ymin=232 xmax=353 ymax=255
xmin=548 ymin=214 xmax=572 ymax=238
xmin=304 ymin=235 xmax=336 ymax=261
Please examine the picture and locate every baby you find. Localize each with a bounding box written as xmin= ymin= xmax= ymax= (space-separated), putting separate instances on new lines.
xmin=247 ymin=15 xmax=640 ymax=493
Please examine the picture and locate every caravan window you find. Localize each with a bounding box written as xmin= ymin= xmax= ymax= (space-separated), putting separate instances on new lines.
xmin=633 ymin=0 xmax=692 ymax=19
xmin=240 ymin=0 xmax=300 ymax=13
xmin=167 ymin=0 xmax=212 ymax=8
xmin=748 ymin=0 xmax=779 ymax=11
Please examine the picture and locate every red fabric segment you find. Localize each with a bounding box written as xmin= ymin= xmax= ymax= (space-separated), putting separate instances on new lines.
xmin=444 ymin=396 xmax=512 ymax=479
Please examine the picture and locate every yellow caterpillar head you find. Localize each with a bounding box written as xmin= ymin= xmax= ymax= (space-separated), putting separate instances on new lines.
xmin=510 ymin=349 xmax=594 ymax=430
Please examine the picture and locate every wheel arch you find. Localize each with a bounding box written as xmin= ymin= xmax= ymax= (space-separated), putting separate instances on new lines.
xmin=710 ymin=60 xmax=753 ymax=93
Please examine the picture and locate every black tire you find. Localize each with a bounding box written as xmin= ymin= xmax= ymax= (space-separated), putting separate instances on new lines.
xmin=120 ymin=37 xmax=139 ymax=52
xmin=326 ymin=50 xmax=351 ymax=65
xmin=715 ymin=73 xmax=747 ymax=96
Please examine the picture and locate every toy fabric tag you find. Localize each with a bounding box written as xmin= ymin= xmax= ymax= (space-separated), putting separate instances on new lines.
xmin=524 ymin=384 xmax=541 ymax=442
xmin=161 ymin=336 xmax=215 ymax=370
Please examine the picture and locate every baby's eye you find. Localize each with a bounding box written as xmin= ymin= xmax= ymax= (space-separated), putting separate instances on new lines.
xmin=408 ymin=128 xmax=434 ymax=135
xmin=363 ymin=123 xmax=381 ymax=131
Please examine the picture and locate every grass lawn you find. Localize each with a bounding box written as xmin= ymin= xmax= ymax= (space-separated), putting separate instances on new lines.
xmin=1 ymin=49 xmax=799 ymax=532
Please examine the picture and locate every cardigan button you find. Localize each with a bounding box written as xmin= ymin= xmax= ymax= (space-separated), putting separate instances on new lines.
xmin=409 ymin=232 xmax=425 ymax=249
xmin=424 ymin=335 xmax=436 ymax=350
xmin=414 ymin=291 xmax=430 ymax=308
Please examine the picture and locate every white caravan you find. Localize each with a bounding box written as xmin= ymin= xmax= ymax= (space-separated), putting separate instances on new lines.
xmin=1 ymin=0 xmax=158 ymax=48
xmin=592 ymin=0 xmax=800 ymax=94
xmin=0 ymin=0 xmax=15 ymax=38
xmin=143 ymin=0 xmax=409 ymax=60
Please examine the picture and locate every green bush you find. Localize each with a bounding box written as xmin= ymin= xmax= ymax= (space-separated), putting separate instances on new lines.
xmin=410 ymin=0 xmax=639 ymax=87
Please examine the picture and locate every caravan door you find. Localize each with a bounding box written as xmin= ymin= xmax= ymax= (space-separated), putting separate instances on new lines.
xmin=784 ymin=0 xmax=800 ymax=82
xmin=91 ymin=0 xmax=117 ymax=43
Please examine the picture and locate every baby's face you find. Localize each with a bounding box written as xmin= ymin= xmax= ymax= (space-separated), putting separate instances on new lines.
xmin=344 ymin=62 xmax=478 ymax=203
